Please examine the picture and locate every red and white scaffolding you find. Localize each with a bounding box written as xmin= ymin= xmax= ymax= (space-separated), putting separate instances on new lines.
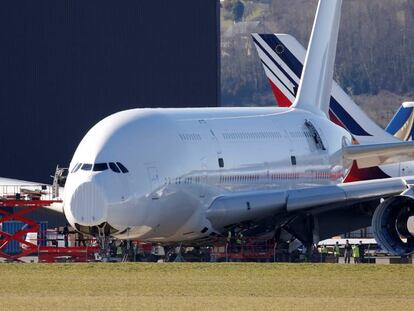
xmin=0 ymin=184 xmax=99 ymax=262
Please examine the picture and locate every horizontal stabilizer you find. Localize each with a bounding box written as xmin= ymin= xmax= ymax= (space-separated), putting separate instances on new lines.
xmin=344 ymin=141 xmax=414 ymax=169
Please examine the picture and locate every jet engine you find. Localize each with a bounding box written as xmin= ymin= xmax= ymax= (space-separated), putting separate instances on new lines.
xmin=372 ymin=195 xmax=414 ymax=256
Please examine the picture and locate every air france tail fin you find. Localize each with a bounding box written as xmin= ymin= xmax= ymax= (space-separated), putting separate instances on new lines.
xmin=252 ymin=32 xmax=399 ymax=144
xmin=385 ymin=102 xmax=414 ymax=141
xmin=293 ymin=0 xmax=342 ymax=118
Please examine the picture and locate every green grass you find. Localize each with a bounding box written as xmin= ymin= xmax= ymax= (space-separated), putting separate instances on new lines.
xmin=1 ymin=263 xmax=414 ymax=310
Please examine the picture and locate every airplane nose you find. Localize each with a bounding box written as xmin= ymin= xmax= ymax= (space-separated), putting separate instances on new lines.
xmin=67 ymin=181 xmax=108 ymax=226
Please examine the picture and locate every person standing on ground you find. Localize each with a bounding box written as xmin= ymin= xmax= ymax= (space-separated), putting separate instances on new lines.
xmin=63 ymin=223 xmax=69 ymax=247
xmin=334 ymin=241 xmax=341 ymax=263
xmin=344 ymin=240 xmax=352 ymax=264
xmin=352 ymin=243 xmax=360 ymax=264
xmin=359 ymin=241 xmax=365 ymax=263
xmin=227 ymin=230 xmax=232 ymax=251
xmin=236 ymin=232 xmax=244 ymax=252
xmin=319 ymin=244 xmax=328 ymax=263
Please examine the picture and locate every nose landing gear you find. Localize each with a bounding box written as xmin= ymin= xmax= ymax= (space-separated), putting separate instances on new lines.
xmin=96 ymin=224 xmax=111 ymax=261
xmin=75 ymin=222 xmax=115 ymax=262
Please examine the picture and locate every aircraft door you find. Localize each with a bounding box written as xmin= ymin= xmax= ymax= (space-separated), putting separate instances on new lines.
xmin=146 ymin=165 xmax=160 ymax=199
xmin=200 ymin=158 xmax=208 ymax=198
xmin=289 ymin=149 xmax=297 ymax=189
xmin=283 ymin=129 xmax=296 ymax=189
xmin=199 ymin=119 xmax=223 ymax=165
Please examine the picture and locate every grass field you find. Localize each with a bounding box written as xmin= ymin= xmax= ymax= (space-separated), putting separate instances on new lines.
xmin=1 ymin=263 xmax=414 ymax=310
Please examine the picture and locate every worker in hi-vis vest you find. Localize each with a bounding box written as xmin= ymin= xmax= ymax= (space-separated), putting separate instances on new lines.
xmin=352 ymin=244 xmax=360 ymax=264
xmin=334 ymin=242 xmax=341 ymax=263
xmin=236 ymin=232 xmax=243 ymax=244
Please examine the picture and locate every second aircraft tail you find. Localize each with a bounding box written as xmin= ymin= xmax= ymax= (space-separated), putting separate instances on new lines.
xmin=252 ymin=32 xmax=399 ymax=144
xmin=386 ymin=102 xmax=414 ymax=141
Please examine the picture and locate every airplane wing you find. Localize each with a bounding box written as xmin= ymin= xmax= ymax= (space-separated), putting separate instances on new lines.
xmin=0 ymin=177 xmax=45 ymax=186
xmin=343 ymin=141 xmax=414 ymax=169
xmin=0 ymin=177 xmax=64 ymax=213
xmin=206 ymin=177 xmax=407 ymax=230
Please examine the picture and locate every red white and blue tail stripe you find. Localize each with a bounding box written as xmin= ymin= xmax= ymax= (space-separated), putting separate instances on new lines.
xmin=252 ymin=33 xmax=398 ymax=145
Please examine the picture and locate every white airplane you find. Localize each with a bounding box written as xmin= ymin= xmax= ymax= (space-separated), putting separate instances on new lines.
xmin=252 ymin=32 xmax=414 ymax=179
xmin=3 ymin=0 xmax=414 ymax=256
xmin=56 ymin=0 xmax=414 ymax=256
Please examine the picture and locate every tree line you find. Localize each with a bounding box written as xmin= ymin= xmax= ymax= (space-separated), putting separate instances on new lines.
xmin=222 ymin=0 xmax=414 ymax=113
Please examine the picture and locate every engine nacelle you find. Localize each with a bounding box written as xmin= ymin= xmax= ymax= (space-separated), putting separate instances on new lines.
xmin=372 ymin=195 xmax=414 ymax=256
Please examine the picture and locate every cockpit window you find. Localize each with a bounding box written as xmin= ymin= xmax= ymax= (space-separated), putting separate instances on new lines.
xmin=109 ymin=162 xmax=121 ymax=173
xmin=93 ymin=163 xmax=108 ymax=171
xmin=116 ymin=162 xmax=129 ymax=173
xmin=81 ymin=163 xmax=92 ymax=171
xmin=73 ymin=162 xmax=127 ymax=173
xmin=71 ymin=163 xmax=82 ymax=173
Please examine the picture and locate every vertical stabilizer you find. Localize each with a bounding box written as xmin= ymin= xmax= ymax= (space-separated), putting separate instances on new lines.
xmin=293 ymin=0 xmax=342 ymax=117
xmin=386 ymin=102 xmax=414 ymax=141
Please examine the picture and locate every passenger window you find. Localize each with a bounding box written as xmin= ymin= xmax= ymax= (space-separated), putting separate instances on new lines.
xmin=81 ymin=163 xmax=92 ymax=171
xmin=109 ymin=162 xmax=121 ymax=173
xmin=116 ymin=162 xmax=129 ymax=173
xmin=93 ymin=163 xmax=108 ymax=171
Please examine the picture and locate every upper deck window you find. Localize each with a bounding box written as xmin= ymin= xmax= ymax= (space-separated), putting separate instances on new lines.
xmin=93 ymin=163 xmax=108 ymax=171
xmin=81 ymin=163 xmax=92 ymax=171
xmin=116 ymin=162 xmax=129 ymax=173
xmin=109 ymin=162 xmax=121 ymax=173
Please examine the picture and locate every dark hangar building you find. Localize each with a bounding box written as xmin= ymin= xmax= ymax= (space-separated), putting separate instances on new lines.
xmin=0 ymin=0 xmax=220 ymax=183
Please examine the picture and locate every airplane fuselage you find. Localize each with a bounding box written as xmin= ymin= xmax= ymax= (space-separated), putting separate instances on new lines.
xmin=63 ymin=107 xmax=351 ymax=242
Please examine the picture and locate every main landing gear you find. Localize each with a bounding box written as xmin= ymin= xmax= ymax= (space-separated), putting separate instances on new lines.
xmin=276 ymin=214 xmax=317 ymax=262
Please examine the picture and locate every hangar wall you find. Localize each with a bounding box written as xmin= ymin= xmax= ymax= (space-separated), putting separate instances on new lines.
xmin=0 ymin=0 xmax=220 ymax=183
